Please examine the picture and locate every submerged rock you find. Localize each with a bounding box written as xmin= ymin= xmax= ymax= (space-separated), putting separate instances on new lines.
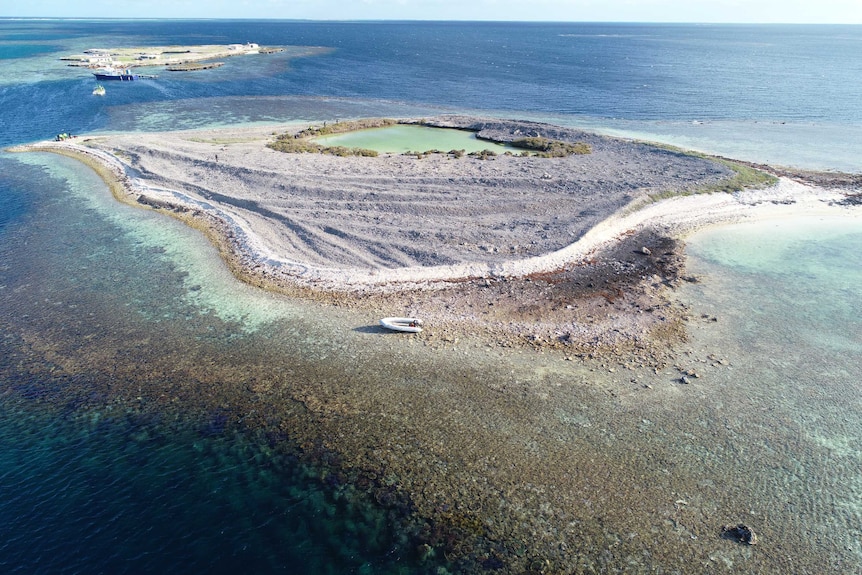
xmin=721 ymin=523 xmax=758 ymax=545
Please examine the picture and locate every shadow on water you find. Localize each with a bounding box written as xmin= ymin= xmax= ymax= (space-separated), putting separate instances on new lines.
xmin=354 ymin=325 xmax=386 ymax=334
xmin=352 ymin=325 xmax=407 ymax=335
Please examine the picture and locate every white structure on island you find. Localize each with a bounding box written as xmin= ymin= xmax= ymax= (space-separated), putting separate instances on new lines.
xmin=228 ymin=43 xmax=259 ymax=53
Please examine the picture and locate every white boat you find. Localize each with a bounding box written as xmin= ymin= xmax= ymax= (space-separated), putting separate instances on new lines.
xmin=379 ymin=317 xmax=423 ymax=333
xmin=92 ymin=84 xmax=106 ymax=96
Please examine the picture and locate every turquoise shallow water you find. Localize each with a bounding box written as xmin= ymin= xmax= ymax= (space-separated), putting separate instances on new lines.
xmin=678 ymin=217 xmax=862 ymax=570
xmin=686 ymin=217 xmax=862 ymax=354
xmin=312 ymin=124 xmax=512 ymax=154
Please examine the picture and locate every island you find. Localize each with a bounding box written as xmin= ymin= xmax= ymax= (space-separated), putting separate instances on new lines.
xmin=13 ymin=116 xmax=860 ymax=365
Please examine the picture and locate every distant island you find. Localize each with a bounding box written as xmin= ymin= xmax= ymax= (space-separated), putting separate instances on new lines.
xmin=60 ymin=42 xmax=297 ymax=75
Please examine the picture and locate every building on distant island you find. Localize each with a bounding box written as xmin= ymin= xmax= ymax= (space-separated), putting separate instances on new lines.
xmin=228 ymin=43 xmax=259 ymax=53
xmin=81 ymin=49 xmax=113 ymax=66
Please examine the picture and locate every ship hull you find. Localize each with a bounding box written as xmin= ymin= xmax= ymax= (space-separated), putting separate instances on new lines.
xmin=93 ymin=73 xmax=138 ymax=81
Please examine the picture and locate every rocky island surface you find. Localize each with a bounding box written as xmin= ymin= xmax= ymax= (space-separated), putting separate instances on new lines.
xmin=16 ymin=116 xmax=857 ymax=360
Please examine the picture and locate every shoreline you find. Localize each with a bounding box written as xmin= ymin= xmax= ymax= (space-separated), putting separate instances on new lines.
xmin=9 ymin=118 xmax=861 ymax=359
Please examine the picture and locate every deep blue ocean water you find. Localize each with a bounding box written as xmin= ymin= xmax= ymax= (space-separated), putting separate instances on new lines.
xmin=2 ymin=20 xmax=861 ymax=167
xmin=1 ymin=19 xmax=861 ymax=573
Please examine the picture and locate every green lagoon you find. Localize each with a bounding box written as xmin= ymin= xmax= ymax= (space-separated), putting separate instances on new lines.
xmin=311 ymin=124 xmax=512 ymax=154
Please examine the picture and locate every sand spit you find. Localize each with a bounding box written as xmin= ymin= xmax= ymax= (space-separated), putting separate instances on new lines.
xmin=12 ymin=117 xmax=860 ymax=355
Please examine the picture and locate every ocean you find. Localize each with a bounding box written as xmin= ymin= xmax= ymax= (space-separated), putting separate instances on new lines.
xmin=0 ymin=19 xmax=860 ymax=573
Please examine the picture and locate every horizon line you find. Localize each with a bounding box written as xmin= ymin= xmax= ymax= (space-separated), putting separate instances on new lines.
xmin=2 ymin=16 xmax=861 ymax=25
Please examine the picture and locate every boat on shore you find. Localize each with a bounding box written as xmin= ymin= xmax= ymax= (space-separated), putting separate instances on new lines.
xmin=379 ymin=317 xmax=423 ymax=333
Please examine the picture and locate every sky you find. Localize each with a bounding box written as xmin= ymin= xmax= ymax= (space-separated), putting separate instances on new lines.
xmin=4 ymin=0 xmax=862 ymax=24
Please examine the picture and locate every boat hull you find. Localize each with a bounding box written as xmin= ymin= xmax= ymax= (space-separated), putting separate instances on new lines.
xmin=93 ymin=73 xmax=138 ymax=81
xmin=379 ymin=317 xmax=423 ymax=333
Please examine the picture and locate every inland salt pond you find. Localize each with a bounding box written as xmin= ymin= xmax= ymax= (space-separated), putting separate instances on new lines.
xmin=310 ymin=124 xmax=513 ymax=154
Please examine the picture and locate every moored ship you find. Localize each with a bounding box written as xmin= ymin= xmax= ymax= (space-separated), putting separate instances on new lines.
xmin=93 ymin=68 xmax=139 ymax=81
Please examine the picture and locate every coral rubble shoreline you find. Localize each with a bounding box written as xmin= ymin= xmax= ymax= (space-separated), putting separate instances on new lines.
xmin=9 ymin=117 xmax=860 ymax=358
